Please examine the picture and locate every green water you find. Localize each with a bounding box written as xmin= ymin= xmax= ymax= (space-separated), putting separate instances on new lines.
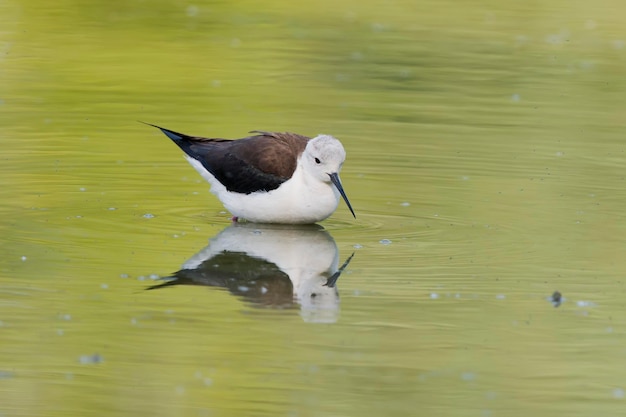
xmin=3 ymin=0 xmax=626 ymax=415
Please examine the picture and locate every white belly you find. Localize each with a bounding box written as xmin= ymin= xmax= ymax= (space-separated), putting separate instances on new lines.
xmin=185 ymin=157 xmax=340 ymax=224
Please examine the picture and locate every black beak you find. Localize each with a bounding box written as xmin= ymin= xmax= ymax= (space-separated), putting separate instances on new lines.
xmin=328 ymin=172 xmax=356 ymax=219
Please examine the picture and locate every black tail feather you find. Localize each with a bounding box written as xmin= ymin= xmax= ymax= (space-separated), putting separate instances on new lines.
xmin=139 ymin=121 xmax=191 ymax=142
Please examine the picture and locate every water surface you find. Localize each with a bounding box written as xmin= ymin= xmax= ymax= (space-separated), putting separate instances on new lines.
xmin=2 ymin=0 xmax=626 ymax=416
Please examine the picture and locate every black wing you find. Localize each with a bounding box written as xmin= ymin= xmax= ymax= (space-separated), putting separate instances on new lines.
xmin=146 ymin=123 xmax=308 ymax=194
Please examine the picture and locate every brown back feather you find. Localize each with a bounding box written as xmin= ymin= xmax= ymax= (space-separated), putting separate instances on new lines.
xmin=232 ymin=132 xmax=310 ymax=178
xmin=179 ymin=131 xmax=310 ymax=194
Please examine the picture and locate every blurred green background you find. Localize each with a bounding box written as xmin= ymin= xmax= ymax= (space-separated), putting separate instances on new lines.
xmin=2 ymin=0 xmax=626 ymax=416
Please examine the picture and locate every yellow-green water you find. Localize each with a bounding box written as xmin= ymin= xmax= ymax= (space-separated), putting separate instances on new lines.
xmin=2 ymin=0 xmax=626 ymax=415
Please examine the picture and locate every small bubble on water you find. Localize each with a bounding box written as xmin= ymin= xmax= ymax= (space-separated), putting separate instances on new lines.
xmin=496 ymin=294 xmax=506 ymax=300
xmin=511 ymin=93 xmax=520 ymax=102
xmin=350 ymin=51 xmax=363 ymax=61
xmin=556 ymin=151 xmax=564 ymax=157
xmin=108 ymin=207 xmax=117 ymax=211
xmin=613 ymin=388 xmax=625 ymax=399
xmin=546 ymin=33 xmax=567 ymax=45
xmin=353 ymin=243 xmax=363 ymax=249
xmin=149 ymin=274 xmax=160 ymax=280
xmin=430 ymin=293 xmax=440 ymax=299
xmin=238 ymin=285 xmax=249 ymax=292
xmin=612 ymin=40 xmax=625 ymax=50
xmin=203 ymin=378 xmax=213 ymax=386
xmin=143 ymin=213 xmax=155 ymax=219
xmin=371 ymin=22 xmax=385 ymax=32
xmin=576 ymin=300 xmax=596 ymax=307
xmin=60 ymin=314 xmax=72 ymax=321
xmin=100 ymin=283 xmax=109 ymax=289
xmin=21 ymin=256 xmax=27 ymax=261
xmin=79 ymin=187 xmax=86 ymax=192
xmin=400 ymin=202 xmax=410 ymax=207
xmin=120 ymin=273 xmax=129 ymax=279
xmin=186 ymin=5 xmax=198 ymax=16
xmin=461 ymin=372 xmax=476 ymax=381
xmin=57 ymin=329 xmax=64 ymax=336
xmin=79 ymin=353 xmax=103 ymax=364
xmin=379 ymin=239 xmax=392 ymax=245
xmin=130 ymin=318 xmax=138 ymax=325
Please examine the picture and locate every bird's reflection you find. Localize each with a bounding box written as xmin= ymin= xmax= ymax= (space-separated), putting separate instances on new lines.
xmin=147 ymin=223 xmax=353 ymax=323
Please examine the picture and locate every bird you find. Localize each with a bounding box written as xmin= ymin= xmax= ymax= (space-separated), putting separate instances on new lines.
xmin=144 ymin=123 xmax=356 ymax=224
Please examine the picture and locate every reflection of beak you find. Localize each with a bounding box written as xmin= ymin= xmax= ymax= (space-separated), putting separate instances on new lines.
xmin=324 ymin=252 xmax=355 ymax=287
xmin=328 ymin=172 xmax=356 ymax=218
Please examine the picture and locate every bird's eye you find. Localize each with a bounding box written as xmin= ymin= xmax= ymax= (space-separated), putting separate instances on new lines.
xmin=314 ymin=157 xmax=321 ymax=164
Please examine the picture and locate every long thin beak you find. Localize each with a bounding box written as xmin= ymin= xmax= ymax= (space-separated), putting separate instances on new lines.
xmin=328 ymin=172 xmax=356 ymax=219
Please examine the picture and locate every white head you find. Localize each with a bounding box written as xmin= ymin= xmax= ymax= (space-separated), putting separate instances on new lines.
xmin=297 ymin=278 xmax=341 ymax=323
xmin=302 ymin=135 xmax=355 ymax=218
xmin=302 ymin=135 xmax=346 ymax=181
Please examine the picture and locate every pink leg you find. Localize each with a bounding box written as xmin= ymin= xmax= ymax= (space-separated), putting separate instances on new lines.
xmin=231 ymin=216 xmax=239 ymax=222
